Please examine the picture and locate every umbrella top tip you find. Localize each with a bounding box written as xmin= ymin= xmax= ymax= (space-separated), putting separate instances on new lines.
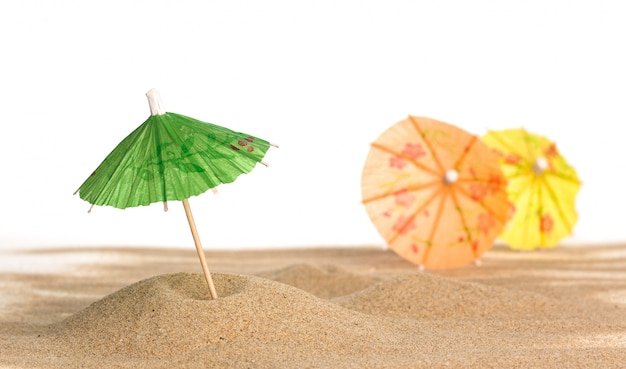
xmin=443 ymin=169 xmax=459 ymax=185
xmin=533 ymin=157 xmax=549 ymax=175
xmin=145 ymin=88 xmax=166 ymax=116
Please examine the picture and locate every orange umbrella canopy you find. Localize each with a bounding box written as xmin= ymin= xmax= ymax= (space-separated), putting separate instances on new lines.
xmin=361 ymin=116 xmax=509 ymax=269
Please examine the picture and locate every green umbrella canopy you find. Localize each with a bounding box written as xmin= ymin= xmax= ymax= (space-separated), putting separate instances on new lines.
xmin=74 ymin=89 xmax=277 ymax=300
xmin=75 ymin=89 xmax=272 ymax=210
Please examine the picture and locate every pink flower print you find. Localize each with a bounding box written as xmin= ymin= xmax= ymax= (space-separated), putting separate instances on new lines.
xmin=392 ymin=216 xmax=416 ymax=235
xmin=383 ymin=211 xmax=392 ymax=218
xmin=544 ymin=143 xmax=559 ymax=157
xmin=470 ymin=183 xmax=488 ymax=202
xmin=471 ymin=239 xmax=479 ymax=252
xmin=389 ymin=156 xmax=407 ymax=169
xmin=411 ymin=243 xmax=419 ymax=254
xmin=468 ymin=166 xmax=477 ymax=179
xmin=491 ymin=148 xmax=505 ymax=158
xmin=508 ymin=202 xmax=516 ymax=220
xmin=394 ymin=189 xmax=415 ymax=208
xmin=540 ymin=213 xmax=554 ymax=234
xmin=401 ymin=142 xmax=427 ymax=160
xmin=486 ymin=174 xmax=505 ymax=195
xmin=477 ymin=213 xmax=495 ymax=236
xmin=238 ymin=137 xmax=256 ymax=152
xmin=505 ymin=154 xmax=522 ymax=165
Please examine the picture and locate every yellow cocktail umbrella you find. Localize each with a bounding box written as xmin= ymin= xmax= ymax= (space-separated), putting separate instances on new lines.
xmin=481 ymin=128 xmax=581 ymax=250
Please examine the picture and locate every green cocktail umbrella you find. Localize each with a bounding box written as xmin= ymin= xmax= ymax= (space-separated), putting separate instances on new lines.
xmin=74 ymin=88 xmax=277 ymax=299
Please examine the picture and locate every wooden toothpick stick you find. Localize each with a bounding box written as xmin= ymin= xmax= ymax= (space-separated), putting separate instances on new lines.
xmin=182 ymin=198 xmax=218 ymax=299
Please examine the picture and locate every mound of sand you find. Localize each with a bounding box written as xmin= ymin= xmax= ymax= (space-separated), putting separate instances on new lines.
xmin=41 ymin=272 xmax=418 ymax=367
xmin=2 ymin=246 xmax=626 ymax=368
xmin=259 ymin=263 xmax=380 ymax=298
xmin=333 ymin=272 xmax=574 ymax=321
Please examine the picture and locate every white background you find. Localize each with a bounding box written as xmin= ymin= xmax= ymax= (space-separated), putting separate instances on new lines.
xmin=1 ymin=0 xmax=625 ymax=250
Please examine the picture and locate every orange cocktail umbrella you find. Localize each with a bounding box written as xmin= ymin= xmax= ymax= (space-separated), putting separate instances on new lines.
xmin=361 ymin=116 xmax=509 ymax=269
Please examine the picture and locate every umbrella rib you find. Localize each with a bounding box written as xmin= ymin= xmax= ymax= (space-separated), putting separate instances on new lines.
xmin=542 ymin=174 xmax=577 ymax=236
xmin=457 ymin=174 xmax=509 ymax=183
xmin=485 ymin=129 xmax=532 ymax=166
xmin=370 ymin=142 xmax=440 ymax=177
xmin=548 ymin=171 xmax=581 ymax=185
xmin=536 ymin=176 xmax=546 ymax=246
xmin=499 ymin=175 xmax=535 ymax=248
xmin=522 ymin=127 xmax=537 ymax=164
xmin=362 ymin=180 xmax=440 ymax=204
xmin=506 ymin=180 xmax=531 ymax=204
xmin=421 ymin=187 xmax=448 ymax=266
xmin=452 ymin=135 xmax=478 ymax=170
xmin=454 ymin=185 xmax=509 ymax=225
xmin=387 ymin=186 xmax=444 ymax=245
xmin=408 ymin=116 xmax=446 ymax=174
xmin=448 ymin=187 xmax=476 ymax=258
xmin=491 ymin=171 xmax=529 ymax=181
xmin=154 ymin=115 xmax=170 ymax=205
xmin=84 ymin=121 xmax=153 ymax=207
xmin=522 ymin=176 xmax=540 ymax=247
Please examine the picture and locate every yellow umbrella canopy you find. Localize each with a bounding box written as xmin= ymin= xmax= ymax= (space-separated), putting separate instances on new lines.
xmin=481 ymin=128 xmax=581 ymax=250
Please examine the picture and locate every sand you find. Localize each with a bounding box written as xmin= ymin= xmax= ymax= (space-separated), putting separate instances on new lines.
xmin=1 ymin=244 xmax=626 ymax=368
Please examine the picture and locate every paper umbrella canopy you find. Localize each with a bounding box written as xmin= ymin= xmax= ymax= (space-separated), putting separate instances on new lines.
xmin=361 ymin=116 xmax=509 ymax=269
xmin=77 ymin=91 xmax=273 ymax=210
xmin=75 ymin=89 xmax=277 ymax=298
xmin=481 ymin=128 xmax=581 ymax=250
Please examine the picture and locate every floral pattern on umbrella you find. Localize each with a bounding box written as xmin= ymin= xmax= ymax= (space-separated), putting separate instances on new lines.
xmin=77 ymin=111 xmax=271 ymax=210
xmin=74 ymin=89 xmax=277 ymax=298
xmin=361 ymin=116 xmax=509 ymax=269
xmin=481 ymin=128 xmax=581 ymax=250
